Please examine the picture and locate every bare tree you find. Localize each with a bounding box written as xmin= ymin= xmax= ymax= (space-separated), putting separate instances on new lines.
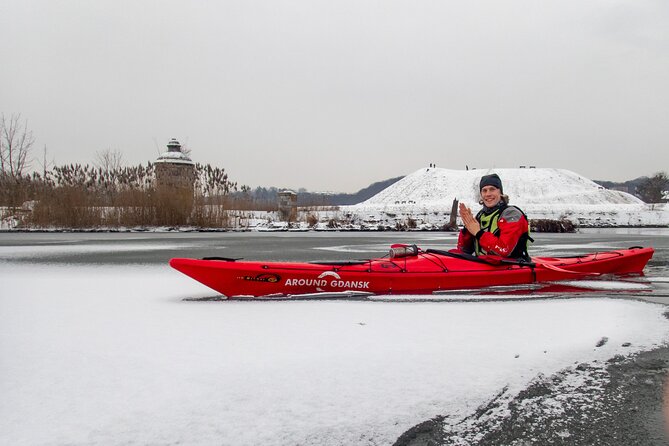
xmin=36 ymin=144 xmax=55 ymax=178
xmin=94 ymin=148 xmax=125 ymax=172
xmin=1 ymin=113 xmax=35 ymax=177
xmin=637 ymin=171 xmax=669 ymax=203
xmin=180 ymin=138 xmax=192 ymax=157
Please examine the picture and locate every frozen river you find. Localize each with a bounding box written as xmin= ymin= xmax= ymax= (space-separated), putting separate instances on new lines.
xmin=1 ymin=229 xmax=668 ymax=445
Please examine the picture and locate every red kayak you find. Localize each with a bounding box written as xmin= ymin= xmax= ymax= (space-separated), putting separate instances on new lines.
xmin=170 ymin=245 xmax=653 ymax=298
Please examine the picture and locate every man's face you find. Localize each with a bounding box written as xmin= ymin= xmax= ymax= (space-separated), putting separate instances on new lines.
xmin=480 ymin=185 xmax=502 ymax=208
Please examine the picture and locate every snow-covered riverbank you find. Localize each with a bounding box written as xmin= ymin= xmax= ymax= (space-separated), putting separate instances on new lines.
xmin=2 ymin=168 xmax=667 ymax=231
xmin=341 ymin=167 xmax=669 ymax=229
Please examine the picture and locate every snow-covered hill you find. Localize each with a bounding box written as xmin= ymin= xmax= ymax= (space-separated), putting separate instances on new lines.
xmin=342 ymin=167 xmax=668 ymax=227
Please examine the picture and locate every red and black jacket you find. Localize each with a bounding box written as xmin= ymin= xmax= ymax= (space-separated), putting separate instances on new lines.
xmin=457 ymin=203 xmax=531 ymax=260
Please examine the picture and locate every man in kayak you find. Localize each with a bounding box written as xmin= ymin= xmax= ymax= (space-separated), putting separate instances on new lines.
xmin=457 ymin=173 xmax=532 ymax=261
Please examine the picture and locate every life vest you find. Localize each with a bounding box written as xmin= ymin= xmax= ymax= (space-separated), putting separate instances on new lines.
xmin=474 ymin=203 xmax=533 ymax=260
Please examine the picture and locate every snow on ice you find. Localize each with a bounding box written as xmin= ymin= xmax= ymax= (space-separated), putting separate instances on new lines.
xmin=1 ymin=262 xmax=668 ymax=445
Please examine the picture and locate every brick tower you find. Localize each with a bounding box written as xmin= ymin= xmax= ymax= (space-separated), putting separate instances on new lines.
xmin=154 ymin=138 xmax=196 ymax=225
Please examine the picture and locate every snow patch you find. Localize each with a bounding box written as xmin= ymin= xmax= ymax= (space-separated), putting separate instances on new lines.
xmin=1 ymin=262 xmax=668 ymax=445
xmin=554 ymin=280 xmax=653 ymax=291
xmin=341 ymin=167 xmax=669 ymax=228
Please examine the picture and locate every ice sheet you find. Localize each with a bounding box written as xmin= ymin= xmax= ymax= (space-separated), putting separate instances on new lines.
xmin=1 ymin=263 xmax=667 ymax=445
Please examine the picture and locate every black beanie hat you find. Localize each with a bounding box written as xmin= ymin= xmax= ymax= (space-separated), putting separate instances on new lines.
xmin=479 ymin=173 xmax=503 ymax=192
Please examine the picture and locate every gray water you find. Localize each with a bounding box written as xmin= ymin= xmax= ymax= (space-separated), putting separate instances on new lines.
xmin=1 ymin=228 xmax=668 ymax=303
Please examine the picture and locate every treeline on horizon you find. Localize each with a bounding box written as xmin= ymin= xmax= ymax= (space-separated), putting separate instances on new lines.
xmin=232 ymin=175 xmax=404 ymax=207
xmin=1 ymin=113 xmax=667 ymax=229
xmin=0 ymin=162 xmax=247 ymax=227
xmin=0 ymin=163 xmax=402 ymax=228
xmin=0 ymin=113 xmax=410 ymax=228
xmin=3 ymin=163 xmax=664 ymax=229
xmin=594 ymin=176 xmax=668 ymax=203
xmin=0 ymin=113 xmax=339 ymax=228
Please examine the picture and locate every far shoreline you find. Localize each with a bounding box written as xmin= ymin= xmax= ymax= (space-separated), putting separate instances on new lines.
xmin=1 ymin=224 xmax=668 ymax=234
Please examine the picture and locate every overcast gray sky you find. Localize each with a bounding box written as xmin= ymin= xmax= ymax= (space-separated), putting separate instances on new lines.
xmin=2 ymin=0 xmax=668 ymax=192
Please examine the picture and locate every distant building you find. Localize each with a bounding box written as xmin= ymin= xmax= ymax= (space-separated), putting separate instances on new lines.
xmin=278 ymin=190 xmax=297 ymax=222
xmin=154 ymin=138 xmax=196 ymax=225
xmin=155 ymin=138 xmax=195 ymax=190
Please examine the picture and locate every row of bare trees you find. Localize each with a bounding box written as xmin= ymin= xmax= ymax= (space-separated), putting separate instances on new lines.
xmin=1 ymin=113 xmax=34 ymax=178
xmin=637 ymin=172 xmax=669 ymax=203
xmin=0 ymin=161 xmax=245 ymax=227
xmin=0 ymin=114 xmax=252 ymax=227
